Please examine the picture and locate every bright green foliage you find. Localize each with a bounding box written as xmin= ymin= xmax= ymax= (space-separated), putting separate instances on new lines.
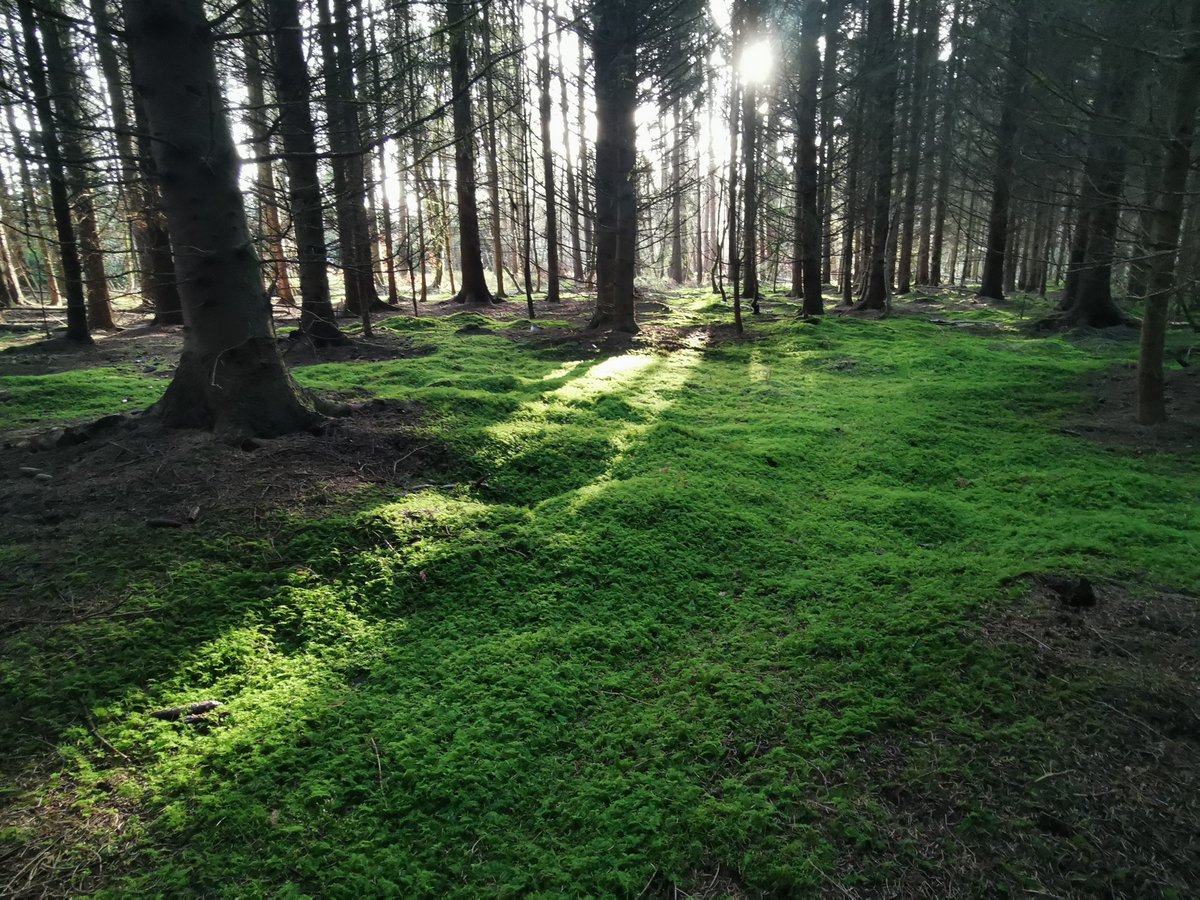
xmin=1 ymin=295 xmax=1196 ymax=895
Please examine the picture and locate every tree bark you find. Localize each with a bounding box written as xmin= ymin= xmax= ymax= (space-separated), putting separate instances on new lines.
xmin=1061 ymin=34 xmax=1142 ymax=327
xmin=41 ymin=3 xmax=114 ymax=331
xmin=538 ymin=1 xmax=561 ymax=302
xmin=15 ymin=0 xmax=91 ymax=343
xmin=242 ymin=6 xmax=295 ymax=308
xmin=979 ymin=0 xmax=1029 ymax=301
xmin=587 ymin=0 xmax=638 ymax=332
xmin=125 ymin=0 xmax=319 ymax=438
xmin=1138 ymin=0 xmax=1200 ymax=424
xmin=794 ymin=0 xmax=824 ymax=315
xmin=268 ymin=0 xmax=346 ymax=345
xmin=858 ymin=0 xmax=898 ymax=310
xmin=930 ymin=1 xmax=962 ymax=286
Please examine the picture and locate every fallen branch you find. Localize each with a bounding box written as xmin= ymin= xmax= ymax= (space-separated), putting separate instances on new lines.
xmin=149 ymin=700 xmax=223 ymax=722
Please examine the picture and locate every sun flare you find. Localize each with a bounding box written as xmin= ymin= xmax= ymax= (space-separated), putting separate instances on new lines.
xmin=738 ymin=38 xmax=775 ymax=85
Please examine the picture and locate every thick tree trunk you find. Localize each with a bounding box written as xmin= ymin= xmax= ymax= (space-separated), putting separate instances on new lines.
xmin=268 ymin=0 xmax=345 ymax=345
xmin=1062 ymin=36 xmax=1142 ymax=328
xmin=858 ymin=0 xmax=898 ymax=310
xmin=979 ymin=1 xmax=1029 ymax=301
xmin=1138 ymin=0 xmax=1200 ymax=424
xmin=16 ymin=0 xmax=91 ymax=343
xmin=587 ymin=0 xmax=638 ymax=333
xmin=126 ymin=0 xmax=318 ymax=438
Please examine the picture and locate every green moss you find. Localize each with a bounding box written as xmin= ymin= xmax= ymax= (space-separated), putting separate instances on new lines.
xmin=1 ymin=292 xmax=1197 ymax=896
xmin=0 ymin=367 xmax=163 ymax=430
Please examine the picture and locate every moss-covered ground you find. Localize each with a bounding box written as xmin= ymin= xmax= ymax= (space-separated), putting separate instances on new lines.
xmin=1 ymin=291 xmax=1197 ymax=896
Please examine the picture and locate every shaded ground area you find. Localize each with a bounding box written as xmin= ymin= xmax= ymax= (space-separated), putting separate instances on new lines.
xmin=1 ymin=289 xmax=1198 ymax=897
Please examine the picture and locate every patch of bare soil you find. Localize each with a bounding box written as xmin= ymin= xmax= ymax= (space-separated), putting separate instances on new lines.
xmin=0 ymin=316 xmax=429 ymax=378
xmin=1069 ymin=362 xmax=1200 ymax=455
xmin=837 ymin=579 xmax=1200 ymax=897
xmin=0 ymin=400 xmax=449 ymax=628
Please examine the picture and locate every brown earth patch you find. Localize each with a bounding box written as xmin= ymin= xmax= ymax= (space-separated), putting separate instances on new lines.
xmin=1068 ymin=362 xmax=1199 ymax=455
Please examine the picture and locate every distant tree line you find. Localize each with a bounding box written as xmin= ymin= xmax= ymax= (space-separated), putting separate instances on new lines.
xmin=0 ymin=0 xmax=1196 ymax=432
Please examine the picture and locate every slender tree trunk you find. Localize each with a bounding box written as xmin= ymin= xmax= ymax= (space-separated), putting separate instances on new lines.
xmin=538 ymin=1 xmax=561 ymax=302
xmin=15 ymin=0 xmax=90 ymax=343
xmin=930 ymin=1 xmax=962 ymax=285
xmin=482 ymin=3 xmax=507 ymax=298
xmin=42 ymin=5 xmax=114 ymax=331
xmin=242 ymin=9 xmax=295 ymax=307
xmin=128 ymin=89 xmax=183 ymax=324
xmin=268 ymin=0 xmax=345 ymax=345
xmin=556 ymin=8 xmax=583 ymax=283
xmin=740 ymin=21 xmax=761 ymax=306
xmin=819 ymin=0 xmax=843 ymax=287
xmin=979 ymin=0 xmax=1029 ymax=301
xmin=795 ymin=0 xmax=824 ymax=315
xmin=670 ymin=101 xmax=686 ymax=283
xmin=897 ymin=0 xmax=934 ymax=294
xmin=126 ymin=0 xmax=318 ymax=437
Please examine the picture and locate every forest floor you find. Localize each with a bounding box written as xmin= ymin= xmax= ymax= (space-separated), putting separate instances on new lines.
xmin=1 ymin=287 xmax=1198 ymax=897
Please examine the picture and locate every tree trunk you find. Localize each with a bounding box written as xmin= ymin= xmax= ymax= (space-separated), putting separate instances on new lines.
xmin=268 ymin=0 xmax=346 ymax=345
xmin=897 ymin=0 xmax=934 ymax=295
xmin=125 ymin=0 xmax=319 ymax=437
xmin=819 ymin=0 xmax=843 ymax=287
xmin=318 ymin=0 xmax=380 ymax=317
xmin=242 ymin=8 xmax=295 ymax=308
xmin=740 ymin=27 xmax=761 ymax=306
xmin=129 ymin=89 xmax=183 ymax=324
xmin=482 ymin=4 xmax=507 ymax=298
xmin=587 ymin=0 xmax=638 ymax=332
xmin=670 ymin=101 xmax=686 ymax=284
xmin=556 ymin=7 xmax=584 ymax=283
xmin=538 ymin=1 xmax=561 ymax=302
xmin=88 ymin=0 xmax=152 ymax=311
xmin=15 ymin=0 xmax=91 ymax=343
xmin=41 ymin=3 xmax=114 ymax=331
xmin=1062 ymin=35 xmax=1142 ymax=327
xmin=1138 ymin=0 xmax=1200 ymax=424
xmin=930 ymin=1 xmax=962 ymax=286
xmin=858 ymin=0 xmax=898 ymax=310
xmin=446 ymin=0 xmax=495 ymax=305
xmin=979 ymin=0 xmax=1029 ymax=301
xmin=795 ymin=0 xmax=823 ymax=315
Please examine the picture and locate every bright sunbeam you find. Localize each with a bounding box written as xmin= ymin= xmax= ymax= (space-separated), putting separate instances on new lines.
xmin=738 ymin=38 xmax=774 ymax=85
